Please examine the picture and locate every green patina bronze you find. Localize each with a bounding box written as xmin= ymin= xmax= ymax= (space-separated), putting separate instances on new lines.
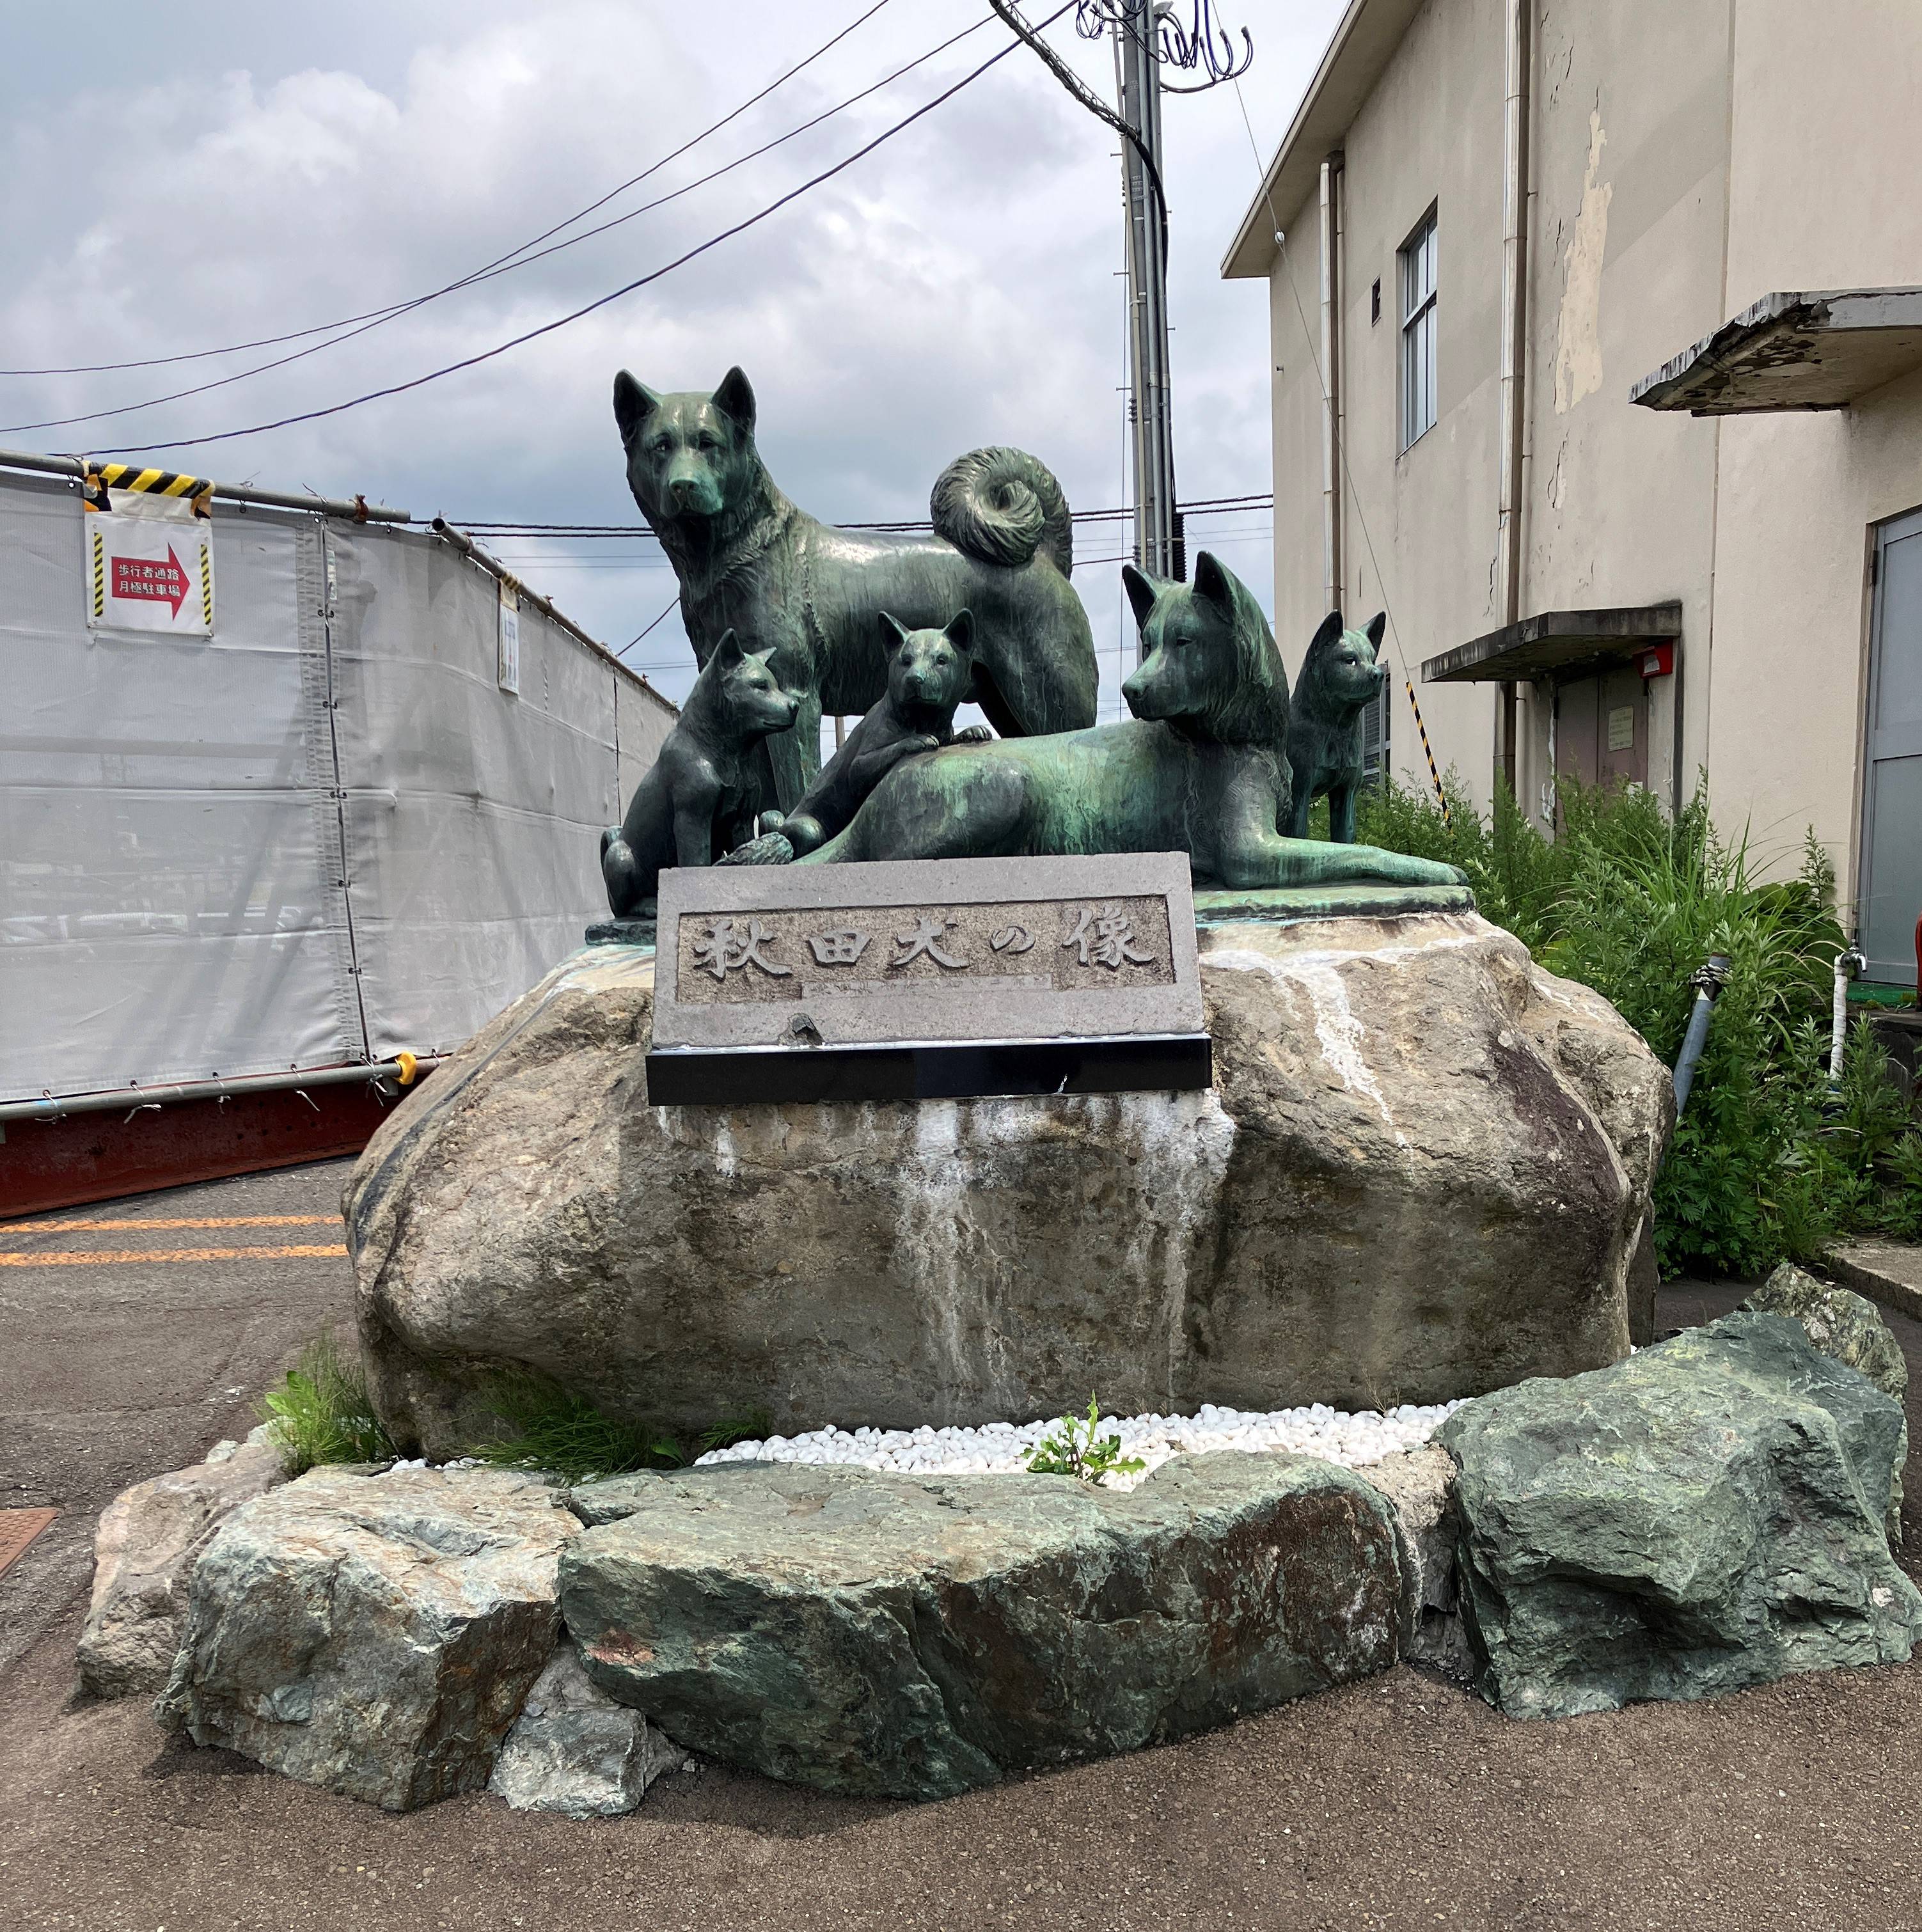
xmin=796 ymin=552 xmax=1465 ymax=895
xmin=1286 ymin=611 xmax=1390 ymax=843
xmin=614 ymin=367 xmax=1097 ymax=815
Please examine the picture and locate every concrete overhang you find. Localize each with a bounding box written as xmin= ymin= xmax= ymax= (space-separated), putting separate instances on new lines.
xmin=1630 ymin=289 xmax=1922 ymax=415
xmin=1421 ymin=605 xmax=1684 ymax=684
xmin=1221 ymin=0 xmax=1423 ymax=280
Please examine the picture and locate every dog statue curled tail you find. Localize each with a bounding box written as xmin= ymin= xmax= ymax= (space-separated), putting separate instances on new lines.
xmin=615 ymin=366 xmax=1096 ymax=817
xmin=796 ymin=551 xmax=1463 ymax=897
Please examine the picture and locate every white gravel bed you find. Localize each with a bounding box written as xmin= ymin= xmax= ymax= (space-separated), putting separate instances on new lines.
xmin=693 ymin=1399 xmax=1464 ymax=1491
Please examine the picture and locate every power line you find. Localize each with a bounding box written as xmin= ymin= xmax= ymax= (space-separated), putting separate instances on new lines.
xmin=4 ymin=4 xmax=999 ymax=438
xmin=449 ymin=492 xmax=1275 ymax=538
xmin=82 ymin=7 xmax=1073 ymax=460
xmin=0 ymin=1 xmax=896 ymax=381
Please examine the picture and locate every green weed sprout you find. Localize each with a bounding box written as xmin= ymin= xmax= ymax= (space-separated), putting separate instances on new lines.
xmin=1023 ymin=1395 xmax=1146 ymax=1486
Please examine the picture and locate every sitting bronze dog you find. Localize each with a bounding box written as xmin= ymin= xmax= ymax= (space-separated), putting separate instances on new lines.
xmin=776 ymin=611 xmax=991 ymax=856
xmin=1286 ymin=611 xmax=1389 ymax=842
xmin=599 ymin=630 xmax=800 ymax=916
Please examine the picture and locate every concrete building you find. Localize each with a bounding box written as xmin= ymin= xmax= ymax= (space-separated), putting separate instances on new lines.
xmin=1224 ymin=0 xmax=1922 ymax=990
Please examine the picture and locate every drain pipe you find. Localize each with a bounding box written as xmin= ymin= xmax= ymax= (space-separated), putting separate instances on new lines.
xmin=1495 ymin=0 xmax=1531 ymax=799
xmin=1319 ymin=152 xmax=1344 ymax=615
xmin=1671 ymin=954 xmax=1731 ymax=1117
xmin=1829 ymin=943 xmax=1866 ymax=1087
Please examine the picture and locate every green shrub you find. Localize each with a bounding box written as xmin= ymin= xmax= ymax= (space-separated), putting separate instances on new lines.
xmin=464 ymin=1371 xmax=686 ymax=1483
xmin=257 ymin=1332 xmax=395 ymax=1475
xmin=1327 ymin=771 xmax=1916 ymax=1276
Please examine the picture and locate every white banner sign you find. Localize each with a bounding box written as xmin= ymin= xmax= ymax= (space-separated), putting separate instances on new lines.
xmin=85 ymin=486 xmax=213 ymax=637
xmin=498 ymin=577 xmax=521 ymax=694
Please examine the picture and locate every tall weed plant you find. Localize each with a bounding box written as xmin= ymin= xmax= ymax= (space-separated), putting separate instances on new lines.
xmin=1327 ymin=771 xmax=1919 ymax=1276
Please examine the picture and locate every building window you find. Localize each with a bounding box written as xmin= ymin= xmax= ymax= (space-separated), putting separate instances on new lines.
xmin=1371 ymin=278 xmax=1382 ymax=326
xmin=1399 ymin=208 xmax=1438 ymax=451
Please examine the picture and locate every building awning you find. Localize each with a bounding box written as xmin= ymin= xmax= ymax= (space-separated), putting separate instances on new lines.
xmin=1421 ymin=605 xmax=1683 ymax=684
xmin=1630 ymin=289 xmax=1922 ymax=415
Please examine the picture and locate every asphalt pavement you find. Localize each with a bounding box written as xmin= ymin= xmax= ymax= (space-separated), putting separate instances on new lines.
xmin=3 ymin=1162 xmax=1919 ymax=1932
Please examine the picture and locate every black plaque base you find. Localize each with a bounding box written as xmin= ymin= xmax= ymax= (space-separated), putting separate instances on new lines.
xmin=644 ymin=1034 xmax=1213 ymax=1106
xmin=585 ymin=917 xmax=657 ymax=948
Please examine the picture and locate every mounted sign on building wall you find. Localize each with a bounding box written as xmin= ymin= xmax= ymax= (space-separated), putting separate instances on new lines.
xmin=81 ymin=464 xmax=214 ymax=638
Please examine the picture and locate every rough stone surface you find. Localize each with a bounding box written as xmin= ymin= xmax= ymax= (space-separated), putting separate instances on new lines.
xmin=487 ymin=1639 xmax=686 ymax=1818
xmin=1746 ymin=1262 xmax=1909 ymax=1540
xmin=345 ymin=911 xmax=1670 ymax=1455
xmin=561 ymin=1454 xmax=1401 ymax=1800
xmin=155 ymin=1467 xmax=575 ymax=1810
xmin=1357 ymin=1446 xmax=1471 ymax=1678
xmin=77 ymin=1441 xmax=287 ymax=1702
xmin=1439 ymin=1312 xmax=1922 ymax=1720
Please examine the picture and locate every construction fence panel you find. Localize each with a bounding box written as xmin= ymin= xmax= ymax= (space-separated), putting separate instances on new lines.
xmin=0 ymin=474 xmax=355 ymax=1103
xmin=0 ymin=467 xmax=678 ymax=1104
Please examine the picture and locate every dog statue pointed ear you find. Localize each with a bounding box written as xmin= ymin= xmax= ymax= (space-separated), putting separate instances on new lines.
xmin=713 ymin=629 xmax=746 ymax=668
xmin=1309 ymin=611 xmax=1345 ymax=655
xmin=878 ymin=611 xmax=911 ymax=657
xmin=1193 ymin=551 xmax=1235 ymax=613
xmin=1122 ymin=563 xmax=1162 ymax=631
xmin=613 ymin=370 xmax=663 ymax=446
xmin=1364 ymin=611 xmax=1387 ymax=650
xmin=944 ymin=609 xmax=975 ymax=657
xmin=711 ymin=367 xmax=756 ymax=437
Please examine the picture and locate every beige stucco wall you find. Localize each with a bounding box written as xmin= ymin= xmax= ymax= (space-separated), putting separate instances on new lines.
xmin=1518 ymin=0 xmax=1733 ymax=824
xmin=1705 ymin=0 xmax=1922 ymax=907
xmin=1252 ymin=0 xmax=1919 ymax=927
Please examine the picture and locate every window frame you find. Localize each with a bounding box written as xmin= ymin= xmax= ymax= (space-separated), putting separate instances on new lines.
xmin=1398 ymin=207 xmax=1439 ymax=453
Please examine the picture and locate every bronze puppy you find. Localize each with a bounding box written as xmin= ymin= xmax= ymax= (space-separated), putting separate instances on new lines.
xmin=1286 ymin=611 xmax=1389 ymax=842
xmin=599 ymin=630 xmax=800 ymax=916
xmin=776 ymin=611 xmax=990 ymax=856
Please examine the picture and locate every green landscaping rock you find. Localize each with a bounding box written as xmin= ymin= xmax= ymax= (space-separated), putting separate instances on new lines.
xmin=1439 ymin=1312 xmax=1922 ymax=1720
xmin=562 ymin=1454 xmax=1401 ymax=1800
xmin=1745 ymin=1263 xmax=1908 ymax=1541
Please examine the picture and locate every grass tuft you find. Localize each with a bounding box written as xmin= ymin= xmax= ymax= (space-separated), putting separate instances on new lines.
xmin=257 ymin=1332 xmax=395 ymax=1475
xmin=462 ymin=1370 xmax=686 ymax=1483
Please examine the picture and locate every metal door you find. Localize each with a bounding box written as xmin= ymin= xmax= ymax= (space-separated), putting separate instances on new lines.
xmin=1554 ymin=663 xmax=1648 ymax=814
xmin=1860 ymin=508 xmax=1922 ymax=989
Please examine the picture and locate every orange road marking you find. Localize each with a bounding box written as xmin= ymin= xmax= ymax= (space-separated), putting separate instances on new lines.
xmin=0 ymin=1245 xmax=348 ymax=1266
xmin=5 ymin=1214 xmax=337 ymax=1231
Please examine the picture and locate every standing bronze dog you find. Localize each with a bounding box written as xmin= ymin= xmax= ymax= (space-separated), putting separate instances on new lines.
xmin=614 ymin=366 xmax=1096 ymax=815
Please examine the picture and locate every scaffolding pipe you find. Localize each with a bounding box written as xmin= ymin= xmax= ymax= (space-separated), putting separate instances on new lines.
xmin=0 ymin=446 xmax=409 ymax=524
xmin=0 ymin=1056 xmax=446 ymax=1125
xmin=1496 ymin=0 xmax=1531 ymax=799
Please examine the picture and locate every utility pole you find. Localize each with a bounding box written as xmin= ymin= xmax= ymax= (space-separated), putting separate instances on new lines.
xmin=1112 ymin=2 xmax=1180 ymax=597
xmin=988 ymin=1 xmax=1252 ymax=625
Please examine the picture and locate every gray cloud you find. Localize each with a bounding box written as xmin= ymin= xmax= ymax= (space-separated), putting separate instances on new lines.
xmin=1 ymin=0 xmax=1344 ymax=716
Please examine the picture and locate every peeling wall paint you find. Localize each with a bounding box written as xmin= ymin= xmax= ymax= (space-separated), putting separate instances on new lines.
xmin=1554 ymin=111 xmax=1613 ymax=414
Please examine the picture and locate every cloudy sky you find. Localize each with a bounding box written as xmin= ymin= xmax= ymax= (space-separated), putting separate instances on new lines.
xmin=1 ymin=1 xmax=1343 ymax=723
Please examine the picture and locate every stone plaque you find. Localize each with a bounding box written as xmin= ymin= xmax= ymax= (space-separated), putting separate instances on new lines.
xmin=649 ymin=854 xmax=1207 ymax=1103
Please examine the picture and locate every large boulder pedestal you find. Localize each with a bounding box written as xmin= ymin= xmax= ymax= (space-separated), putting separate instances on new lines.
xmin=346 ymin=911 xmax=1671 ymax=1456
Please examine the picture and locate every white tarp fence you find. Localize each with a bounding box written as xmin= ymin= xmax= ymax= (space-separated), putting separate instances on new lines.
xmin=0 ymin=466 xmax=674 ymax=1103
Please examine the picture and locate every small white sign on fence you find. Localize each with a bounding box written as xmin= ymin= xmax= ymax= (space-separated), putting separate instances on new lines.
xmin=83 ymin=482 xmax=213 ymax=638
xmin=498 ymin=579 xmax=521 ymax=695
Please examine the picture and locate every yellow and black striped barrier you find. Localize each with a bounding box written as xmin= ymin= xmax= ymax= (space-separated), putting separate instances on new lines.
xmin=1403 ymin=678 xmax=1451 ymax=829
xmin=83 ymin=464 xmax=214 ymax=516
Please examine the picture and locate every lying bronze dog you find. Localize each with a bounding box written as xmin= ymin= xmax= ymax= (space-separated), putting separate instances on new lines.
xmin=798 ymin=553 xmax=1462 ymax=895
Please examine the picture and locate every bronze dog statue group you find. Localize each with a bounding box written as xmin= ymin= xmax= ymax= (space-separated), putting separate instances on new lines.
xmin=599 ymin=366 xmax=1460 ymax=915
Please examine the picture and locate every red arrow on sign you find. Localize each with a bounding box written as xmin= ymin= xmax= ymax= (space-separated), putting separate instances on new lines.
xmin=109 ymin=544 xmax=193 ymax=619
